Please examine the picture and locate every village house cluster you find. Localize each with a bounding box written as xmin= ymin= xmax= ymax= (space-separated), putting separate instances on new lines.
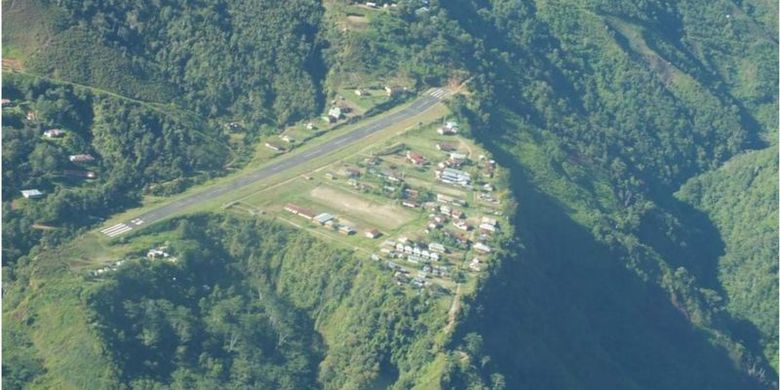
xmin=283 ymin=203 xmax=383 ymax=238
xmin=11 ymin=105 xmax=99 ymax=201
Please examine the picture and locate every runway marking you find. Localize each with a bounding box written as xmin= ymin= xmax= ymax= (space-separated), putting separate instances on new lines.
xmin=106 ymin=226 xmax=133 ymax=237
xmin=101 ymin=223 xmax=133 ymax=237
xmin=101 ymin=223 xmax=127 ymax=234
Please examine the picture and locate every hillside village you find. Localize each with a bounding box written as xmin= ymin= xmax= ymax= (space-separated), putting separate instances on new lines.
xmin=234 ymin=118 xmax=512 ymax=294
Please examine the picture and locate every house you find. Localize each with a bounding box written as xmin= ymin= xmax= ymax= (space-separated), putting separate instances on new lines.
xmin=265 ymin=142 xmax=285 ymax=152
xmin=69 ymin=154 xmax=95 ymax=163
xmin=454 ymin=221 xmax=470 ymax=231
xmin=306 ymin=122 xmax=315 ymax=130
xmin=480 ymin=223 xmax=497 ymax=233
xmin=365 ymin=229 xmax=382 ymax=239
xmin=402 ymin=200 xmax=419 ymax=208
xmin=429 ymin=242 xmax=446 ymax=253
xmin=438 ymin=193 xmax=468 ymax=205
xmin=437 ymin=122 xmax=458 ymax=135
xmin=298 ymin=209 xmax=316 ymax=220
xmin=436 ymin=143 xmax=456 ymax=152
xmin=384 ymin=85 xmax=397 ymax=96
xmin=327 ymin=106 xmax=342 ymax=122
xmin=280 ymin=135 xmax=295 ymax=143
xmin=450 ymin=152 xmax=468 ymax=162
xmin=26 ymin=111 xmax=37 ymax=121
xmin=226 ymin=122 xmax=242 ymax=131
xmin=344 ymin=167 xmax=361 ymax=178
xmin=43 ymin=129 xmax=65 ymax=138
xmin=451 ymin=209 xmax=465 ymax=219
xmin=147 ymin=247 xmax=170 ymax=259
xmin=481 ymin=216 xmax=498 ymax=226
xmin=314 ymin=213 xmax=335 ymax=225
xmin=339 ymin=225 xmax=355 ymax=235
xmin=354 ymin=89 xmax=368 ymax=96
xmin=406 ymin=151 xmax=427 ymax=166
xmin=1 ymin=98 xmax=10 ymax=106
xmin=474 ymin=242 xmax=492 ymax=253
xmin=285 ymin=204 xmax=315 ymax=220
xmin=20 ymin=189 xmax=44 ymax=199
xmin=437 ymin=167 xmax=471 ymax=186
xmin=469 ymin=258 xmax=481 ymax=271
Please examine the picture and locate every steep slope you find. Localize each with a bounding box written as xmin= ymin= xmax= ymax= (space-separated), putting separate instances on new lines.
xmin=3 ymin=214 xmax=455 ymax=388
xmin=678 ymin=147 xmax=779 ymax=368
xmin=3 ymin=0 xmax=326 ymax=126
xmin=435 ymin=0 xmax=776 ymax=387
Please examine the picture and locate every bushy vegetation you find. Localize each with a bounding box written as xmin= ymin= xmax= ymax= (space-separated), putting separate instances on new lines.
xmin=3 ymin=215 xmax=452 ymax=388
xmin=678 ymin=147 xmax=779 ymax=368
xmin=416 ymin=0 xmax=777 ymax=387
xmin=2 ymin=74 xmax=228 ymax=265
xmin=15 ymin=0 xmax=326 ymax=127
xmin=2 ymin=0 xmax=776 ymax=388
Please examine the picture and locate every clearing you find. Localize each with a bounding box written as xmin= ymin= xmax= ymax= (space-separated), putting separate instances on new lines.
xmin=309 ymin=184 xmax=414 ymax=229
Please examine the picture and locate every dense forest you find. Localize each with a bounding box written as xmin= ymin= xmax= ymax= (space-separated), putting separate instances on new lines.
xmin=3 ymin=215 xmax=459 ymax=389
xmin=5 ymin=0 xmax=326 ymax=127
xmin=2 ymin=0 xmax=777 ymax=388
xmin=2 ymin=74 xmax=228 ymax=265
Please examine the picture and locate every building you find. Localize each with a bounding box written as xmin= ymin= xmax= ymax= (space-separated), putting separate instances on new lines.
xmin=384 ymin=85 xmax=397 ymax=96
xmin=20 ymin=189 xmax=44 ymax=199
xmin=451 ymin=209 xmax=465 ymax=219
xmin=437 ymin=167 xmax=471 ymax=186
xmin=354 ymin=89 xmax=368 ymax=96
xmin=265 ymin=142 xmax=285 ymax=152
xmin=43 ymin=129 xmax=65 ymax=138
xmin=365 ymin=229 xmax=382 ymax=239
xmin=1 ymin=98 xmax=10 ymax=106
xmin=437 ymin=193 xmax=468 ymax=205
xmin=406 ymin=151 xmax=426 ymax=166
xmin=481 ymin=216 xmax=498 ymax=226
xmin=26 ymin=111 xmax=37 ymax=121
xmin=436 ymin=142 xmax=456 ymax=152
xmin=480 ymin=223 xmax=497 ymax=233
xmin=469 ymin=258 xmax=481 ymax=271
xmin=69 ymin=154 xmax=95 ymax=163
xmin=474 ymin=242 xmax=492 ymax=253
xmin=281 ymin=135 xmax=295 ymax=143
xmin=147 ymin=247 xmax=170 ymax=259
xmin=437 ymin=121 xmax=458 ymax=135
xmin=344 ymin=167 xmax=361 ymax=178
xmin=284 ymin=204 xmax=315 ymax=220
xmin=327 ymin=106 xmax=342 ymax=122
xmin=450 ymin=152 xmax=468 ymax=161
xmin=339 ymin=225 xmax=355 ymax=235
xmin=402 ymin=200 xmax=419 ymax=208
xmin=429 ymin=242 xmax=446 ymax=253
xmin=314 ymin=213 xmax=335 ymax=225
xmin=454 ymin=221 xmax=470 ymax=231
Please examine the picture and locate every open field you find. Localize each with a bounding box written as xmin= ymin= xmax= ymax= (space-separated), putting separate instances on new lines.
xmin=308 ymin=185 xmax=414 ymax=229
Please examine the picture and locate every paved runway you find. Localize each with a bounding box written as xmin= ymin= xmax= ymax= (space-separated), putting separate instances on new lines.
xmin=100 ymin=90 xmax=448 ymax=237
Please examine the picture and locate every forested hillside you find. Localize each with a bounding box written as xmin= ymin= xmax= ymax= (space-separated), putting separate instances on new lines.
xmin=678 ymin=147 xmax=778 ymax=368
xmin=2 ymin=0 xmax=777 ymax=388
xmin=2 ymin=74 xmax=228 ymax=266
xmin=436 ymin=0 xmax=777 ymax=387
xmin=3 ymin=215 xmax=455 ymax=388
xmin=3 ymin=0 xmax=326 ymax=126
